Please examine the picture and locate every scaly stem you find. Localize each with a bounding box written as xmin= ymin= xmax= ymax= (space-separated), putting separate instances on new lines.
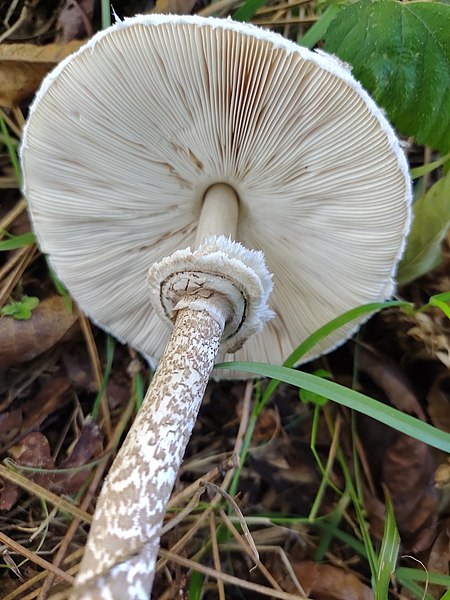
xmin=71 ymin=306 xmax=224 ymax=599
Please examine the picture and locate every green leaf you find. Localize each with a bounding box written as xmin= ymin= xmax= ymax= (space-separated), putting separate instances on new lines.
xmin=215 ymin=362 xmax=450 ymax=453
xmin=324 ymin=0 xmax=450 ymax=153
xmin=429 ymin=292 xmax=450 ymax=320
xmin=397 ymin=171 xmax=450 ymax=284
xmin=1 ymin=296 xmax=39 ymax=320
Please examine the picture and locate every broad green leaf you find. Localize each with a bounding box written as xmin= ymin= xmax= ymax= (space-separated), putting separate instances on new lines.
xmin=324 ymin=0 xmax=450 ymax=153
xmin=397 ymin=171 xmax=450 ymax=284
xmin=215 ymin=361 xmax=450 ymax=453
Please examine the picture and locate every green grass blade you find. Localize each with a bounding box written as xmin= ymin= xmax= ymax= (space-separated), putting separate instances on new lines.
xmin=298 ymin=4 xmax=341 ymax=48
xmin=91 ymin=336 xmax=115 ymax=420
xmin=282 ymin=301 xmax=409 ymax=369
xmin=375 ymin=495 xmax=400 ymax=600
xmin=215 ymin=362 xmax=450 ymax=453
xmin=0 ymin=115 xmax=21 ymax=186
xmin=259 ymin=301 xmax=411 ymax=411
xmin=396 ymin=567 xmax=450 ymax=588
xmin=233 ymin=0 xmax=269 ymax=21
xmin=0 ymin=232 xmax=35 ymax=250
xmin=101 ymin=0 xmax=112 ymax=29
xmin=410 ymin=151 xmax=450 ymax=179
xmin=188 ymin=570 xmax=204 ymax=600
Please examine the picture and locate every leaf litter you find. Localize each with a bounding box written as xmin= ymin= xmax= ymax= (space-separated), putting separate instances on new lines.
xmin=0 ymin=1 xmax=449 ymax=599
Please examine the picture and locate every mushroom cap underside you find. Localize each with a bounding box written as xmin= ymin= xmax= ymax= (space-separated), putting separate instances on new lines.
xmin=21 ymin=14 xmax=412 ymax=372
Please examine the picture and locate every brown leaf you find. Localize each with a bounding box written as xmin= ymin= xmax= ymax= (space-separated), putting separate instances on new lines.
xmin=293 ymin=561 xmax=373 ymax=600
xmin=0 ymin=409 xmax=23 ymax=445
xmin=358 ymin=346 xmax=438 ymax=551
xmin=359 ymin=345 xmax=425 ymax=418
xmin=1 ymin=422 xmax=102 ymax=507
xmin=54 ymin=421 xmax=103 ymax=494
xmin=20 ymin=376 xmax=72 ymax=436
xmin=426 ymin=520 xmax=450 ymax=599
xmin=0 ymin=376 xmax=72 ymax=452
xmin=0 ymin=41 xmax=84 ymax=107
xmin=0 ymin=477 xmax=20 ymax=511
xmin=0 ymin=296 xmax=78 ymax=368
xmin=382 ymin=435 xmax=438 ymax=552
xmin=9 ymin=431 xmax=56 ymax=490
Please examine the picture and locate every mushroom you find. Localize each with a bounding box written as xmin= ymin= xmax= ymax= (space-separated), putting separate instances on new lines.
xmin=20 ymin=13 xmax=411 ymax=599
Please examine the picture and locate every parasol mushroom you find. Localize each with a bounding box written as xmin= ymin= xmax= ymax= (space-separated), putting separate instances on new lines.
xmin=20 ymin=13 xmax=411 ymax=599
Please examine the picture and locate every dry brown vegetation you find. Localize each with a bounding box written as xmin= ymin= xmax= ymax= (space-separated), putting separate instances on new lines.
xmin=0 ymin=1 xmax=449 ymax=599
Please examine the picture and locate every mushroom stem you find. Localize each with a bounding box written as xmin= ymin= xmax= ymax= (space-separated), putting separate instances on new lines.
xmin=71 ymin=304 xmax=227 ymax=600
xmin=195 ymin=183 xmax=239 ymax=246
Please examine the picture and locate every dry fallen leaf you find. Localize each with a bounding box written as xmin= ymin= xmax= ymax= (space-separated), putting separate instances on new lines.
xmin=0 ymin=295 xmax=78 ymax=368
xmin=18 ymin=376 xmax=72 ymax=441
xmin=0 ymin=375 xmax=72 ymax=454
xmin=0 ymin=41 xmax=84 ymax=106
xmin=359 ymin=345 xmax=426 ymax=418
xmin=1 ymin=422 xmax=103 ymax=510
xmin=0 ymin=476 xmax=20 ymax=511
xmin=292 ymin=561 xmax=373 ymax=600
xmin=9 ymin=431 xmax=56 ymax=491
xmin=382 ymin=434 xmax=438 ymax=552
xmin=358 ymin=346 xmax=438 ymax=552
xmin=54 ymin=421 xmax=103 ymax=494
xmin=426 ymin=520 xmax=450 ymax=600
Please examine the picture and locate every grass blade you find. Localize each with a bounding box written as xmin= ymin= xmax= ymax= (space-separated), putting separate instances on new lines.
xmin=375 ymin=494 xmax=400 ymax=600
xmin=215 ymin=362 xmax=450 ymax=453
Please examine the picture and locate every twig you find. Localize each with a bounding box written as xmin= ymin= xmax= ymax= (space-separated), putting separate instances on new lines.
xmin=158 ymin=547 xmax=310 ymax=600
xmin=0 ymin=464 xmax=92 ymax=523
xmin=209 ymin=512 xmax=226 ymax=600
xmin=0 ymin=531 xmax=74 ymax=585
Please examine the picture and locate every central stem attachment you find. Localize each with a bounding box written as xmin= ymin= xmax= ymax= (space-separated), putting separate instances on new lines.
xmin=71 ymin=190 xmax=272 ymax=600
xmin=195 ymin=183 xmax=239 ymax=247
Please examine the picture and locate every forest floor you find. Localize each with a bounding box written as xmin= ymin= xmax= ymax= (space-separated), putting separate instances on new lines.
xmin=0 ymin=1 xmax=449 ymax=599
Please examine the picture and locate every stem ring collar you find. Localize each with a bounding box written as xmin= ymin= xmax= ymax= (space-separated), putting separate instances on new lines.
xmin=148 ymin=236 xmax=274 ymax=353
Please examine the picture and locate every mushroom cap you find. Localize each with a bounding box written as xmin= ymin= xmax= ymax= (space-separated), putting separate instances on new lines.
xmin=21 ymin=14 xmax=411 ymax=371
